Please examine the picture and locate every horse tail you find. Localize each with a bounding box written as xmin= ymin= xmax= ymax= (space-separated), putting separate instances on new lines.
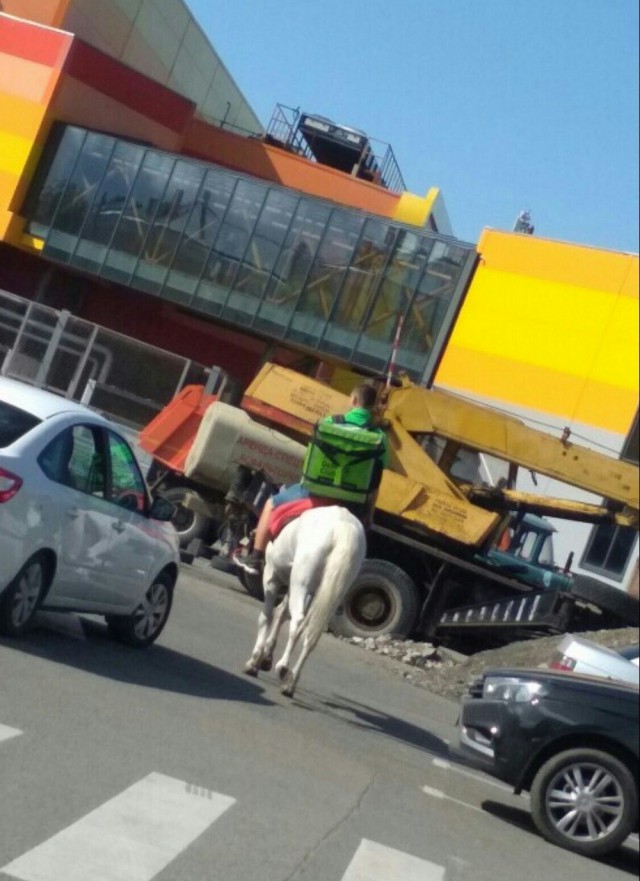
xmin=302 ymin=518 xmax=365 ymax=648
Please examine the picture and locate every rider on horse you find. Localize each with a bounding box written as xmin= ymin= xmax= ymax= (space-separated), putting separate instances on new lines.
xmin=234 ymin=382 xmax=388 ymax=577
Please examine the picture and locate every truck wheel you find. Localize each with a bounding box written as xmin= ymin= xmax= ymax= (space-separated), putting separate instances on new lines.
xmin=162 ymin=486 xmax=210 ymax=547
xmin=330 ymin=559 xmax=420 ymax=639
xmin=570 ymin=578 xmax=639 ymax=626
xmin=530 ymin=748 xmax=638 ymax=857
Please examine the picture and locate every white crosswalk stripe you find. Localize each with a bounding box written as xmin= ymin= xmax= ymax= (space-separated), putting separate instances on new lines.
xmin=340 ymin=839 xmax=445 ymax=881
xmin=0 ymin=751 xmax=445 ymax=881
xmin=0 ymin=723 xmax=22 ymax=744
xmin=1 ymin=772 xmax=236 ymax=881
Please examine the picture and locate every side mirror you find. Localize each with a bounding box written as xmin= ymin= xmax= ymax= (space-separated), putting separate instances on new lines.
xmin=149 ymin=496 xmax=176 ymax=522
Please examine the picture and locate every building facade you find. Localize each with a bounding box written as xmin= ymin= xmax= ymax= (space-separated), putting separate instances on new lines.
xmin=1 ymin=1 xmax=637 ymax=590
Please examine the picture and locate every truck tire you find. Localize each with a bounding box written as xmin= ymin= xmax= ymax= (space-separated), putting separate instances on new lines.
xmin=570 ymin=578 xmax=639 ymax=627
xmin=162 ymin=486 xmax=211 ymax=547
xmin=330 ymin=559 xmax=421 ymax=639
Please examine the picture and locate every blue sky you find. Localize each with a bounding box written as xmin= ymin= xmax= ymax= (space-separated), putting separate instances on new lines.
xmin=187 ymin=1 xmax=639 ymax=253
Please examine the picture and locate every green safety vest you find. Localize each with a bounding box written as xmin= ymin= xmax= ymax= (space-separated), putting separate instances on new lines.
xmin=300 ymin=415 xmax=386 ymax=504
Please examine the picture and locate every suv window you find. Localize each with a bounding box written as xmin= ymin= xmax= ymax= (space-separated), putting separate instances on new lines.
xmin=0 ymin=401 xmax=41 ymax=448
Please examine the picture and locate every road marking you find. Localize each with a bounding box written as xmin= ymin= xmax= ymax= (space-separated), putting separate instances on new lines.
xmin=432 ymin=757 xmax=514 ymax=792
xmin=422 ymin=784 xmax=484 ymax=814
xmin=1 ymin=772 xmax=235 ymax=881
xmin=341 ymin=838 xmax=444 ymax=880
xmin=0 ymin=724 xmax=22 ymax=744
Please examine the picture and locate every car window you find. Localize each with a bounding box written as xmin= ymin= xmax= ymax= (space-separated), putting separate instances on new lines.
xmin=0 ymin=400 xmax=41 ymax=448
xmin=39 ymin=425 xmax=106 ymax=497
xmin=106 ymin=430 xmax=147 ymax=514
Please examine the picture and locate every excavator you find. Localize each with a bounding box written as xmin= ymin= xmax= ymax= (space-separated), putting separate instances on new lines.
xmin=139 ymin=362 xmax=639 ymax=645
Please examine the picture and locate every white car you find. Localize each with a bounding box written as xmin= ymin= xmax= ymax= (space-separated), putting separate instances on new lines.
xmin=0 ymin=378 xmax=180 ymax=647
xmin=550 ymin=634 xmax=640 ymax=685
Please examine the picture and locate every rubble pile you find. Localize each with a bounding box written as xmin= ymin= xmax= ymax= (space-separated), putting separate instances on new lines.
xmin=339 ymin=627 xmax=639 ymax=701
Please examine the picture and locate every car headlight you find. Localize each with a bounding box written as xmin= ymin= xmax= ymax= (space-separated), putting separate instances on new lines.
xmin=482 ymin=676 xmax=544 ymax=703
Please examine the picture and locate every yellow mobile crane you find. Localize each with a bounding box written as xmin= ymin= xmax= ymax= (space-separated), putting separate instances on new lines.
xmin=142 ymin=362 xmax=639 ymax=644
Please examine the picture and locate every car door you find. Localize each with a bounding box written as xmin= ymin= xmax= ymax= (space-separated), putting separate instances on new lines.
xmin=101 ymin=429 xmax=166 ymax=608
xmin=38 ymin=423 xmax=120 ymax=607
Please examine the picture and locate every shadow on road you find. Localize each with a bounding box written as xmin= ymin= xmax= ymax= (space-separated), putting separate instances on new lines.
xmin=482 ymin=800 xmax=640 ymax=874
xmin=292 ymin=693 xmax=449 ymax=758
xmin=0 ymin=617 xmax=274 ymax=706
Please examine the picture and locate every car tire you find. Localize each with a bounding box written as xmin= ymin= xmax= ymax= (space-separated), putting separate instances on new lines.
xmin=0 ymin=554 xmax=48 ymax=638
xmin=530 ymin=748 xmax=638 ymax=857
xmin=106 ymin=571 xmax=174 ymax=648
xmin=162 ymin=486 xmax=211 ymax=548
xmin=570 ymin=578 xmax=640 ymax=626
xmin=329 ymin=559 xmax=420 ymax=639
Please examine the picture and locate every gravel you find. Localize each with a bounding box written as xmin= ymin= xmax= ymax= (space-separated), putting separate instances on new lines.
xmin=338 ymin=627 xmax=639 ymax=702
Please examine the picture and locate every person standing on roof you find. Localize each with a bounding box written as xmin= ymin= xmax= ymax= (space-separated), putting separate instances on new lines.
xmin=234 ymin=382 xmax=388 ymax=577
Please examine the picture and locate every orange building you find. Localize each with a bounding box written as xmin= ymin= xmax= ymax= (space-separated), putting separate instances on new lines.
xmin=0 ymin=1 xmax=637 ymax=588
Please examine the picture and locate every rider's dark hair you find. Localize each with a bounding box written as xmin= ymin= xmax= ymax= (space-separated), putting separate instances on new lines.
xmin=351 ymin=383 xmax=378 ymax=411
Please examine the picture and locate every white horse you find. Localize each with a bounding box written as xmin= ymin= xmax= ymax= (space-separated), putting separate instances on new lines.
xmin=243 ymin=505 xmax=366 ymax=697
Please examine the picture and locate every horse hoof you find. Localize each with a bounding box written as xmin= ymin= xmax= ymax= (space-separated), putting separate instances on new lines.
xmin=277 ymin=665 xmax=289 ymax=682
xmin=281 ymin=684 xmax=295 ymax=698
xmin=243 ymin=662 xmax=259 ymax=677
xmin=260 ymin=657 xmax=273 ymax=672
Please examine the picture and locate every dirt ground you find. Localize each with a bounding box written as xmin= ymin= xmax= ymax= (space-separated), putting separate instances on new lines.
xmin=341 ymin=627 xmax=640 ymax=702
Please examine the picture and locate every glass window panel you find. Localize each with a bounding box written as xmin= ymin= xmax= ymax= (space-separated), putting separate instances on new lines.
xmin=583 ymin=523 xmax=638 ymax=579
xmin=352 ymin=228 xmax=427 ymax=374
xmin=25 ymin=126 xmax=87 ymax=238
xmin=132 ymin=160 xmax=207 ymax=294
xmin=44 ymin=132 xmax=115 ymax=263
xmin=321 ymin=218 xmax=393 ymax=360
xmin=223 ymin=188 xmax=298 ymax=323
xmin=605 ymin=527 xmax=637 ymax=576
xmin=163 ymin=168 xmax=236 ymax=305
xmin=100 ymin=151 xmax=175 ymax=285
xmin=288 ymin=209 xmax=364 ymax=348
xmin=395 ymin=240 xmax=466 ymax=375
xmin=194 ymin=178 xmax=266 ymax=317
xmin=69 ymin=140 xmax=144 ymax=275
xmin=254 ymin=197 xmax=331 ymax=338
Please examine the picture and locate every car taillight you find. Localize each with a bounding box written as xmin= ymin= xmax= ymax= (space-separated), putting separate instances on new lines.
xmin=0 ymin=467 xmax=22 ymax=503
xmin=550 ymin=653 xmax=576 ymax=672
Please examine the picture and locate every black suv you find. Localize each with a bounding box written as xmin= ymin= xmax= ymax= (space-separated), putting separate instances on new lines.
xmin=453 ymin=667 xmax=639 ymax=858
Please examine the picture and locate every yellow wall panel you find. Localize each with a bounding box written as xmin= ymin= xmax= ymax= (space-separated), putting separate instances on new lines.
xmin=449 ymin=269 xmax=623 ymax=375
xmin=0 ymin=132 xmax=33 ymax=177
xmin=0 ymin=130 xmax=36 ymax=177
xmin=477 ymin=228 xmax=637 ymax=295
xmin=394 ymin=188 xmax=437 ymax=227
xmin=439 ymin=345 xmax=636 ymax=434
xmin=0 ymin=167 xmax=20 ymax=207
xmin=0 ymin=92 xmax=48 ymax=140
xmin=437 ymin=230 xmax=639 ymax=435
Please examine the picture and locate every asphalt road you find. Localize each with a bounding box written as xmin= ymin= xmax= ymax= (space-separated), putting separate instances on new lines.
xmin=0 ymin=563 xmax=637 ymax=881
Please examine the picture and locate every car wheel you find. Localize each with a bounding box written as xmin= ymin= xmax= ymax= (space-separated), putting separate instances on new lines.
xmin=0 ymin=555 xmax=48 ymax=638
xmin=530 ymin=748 xmax=638 ymax=857
xmin=329 ymin=559 xmax=420 ymax=639
xmin=106 ymin=572 xmax=174 ymax=648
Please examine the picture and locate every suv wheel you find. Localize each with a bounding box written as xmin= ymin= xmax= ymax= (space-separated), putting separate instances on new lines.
xmin=530 ymin=748 xmax=638 ymax=857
